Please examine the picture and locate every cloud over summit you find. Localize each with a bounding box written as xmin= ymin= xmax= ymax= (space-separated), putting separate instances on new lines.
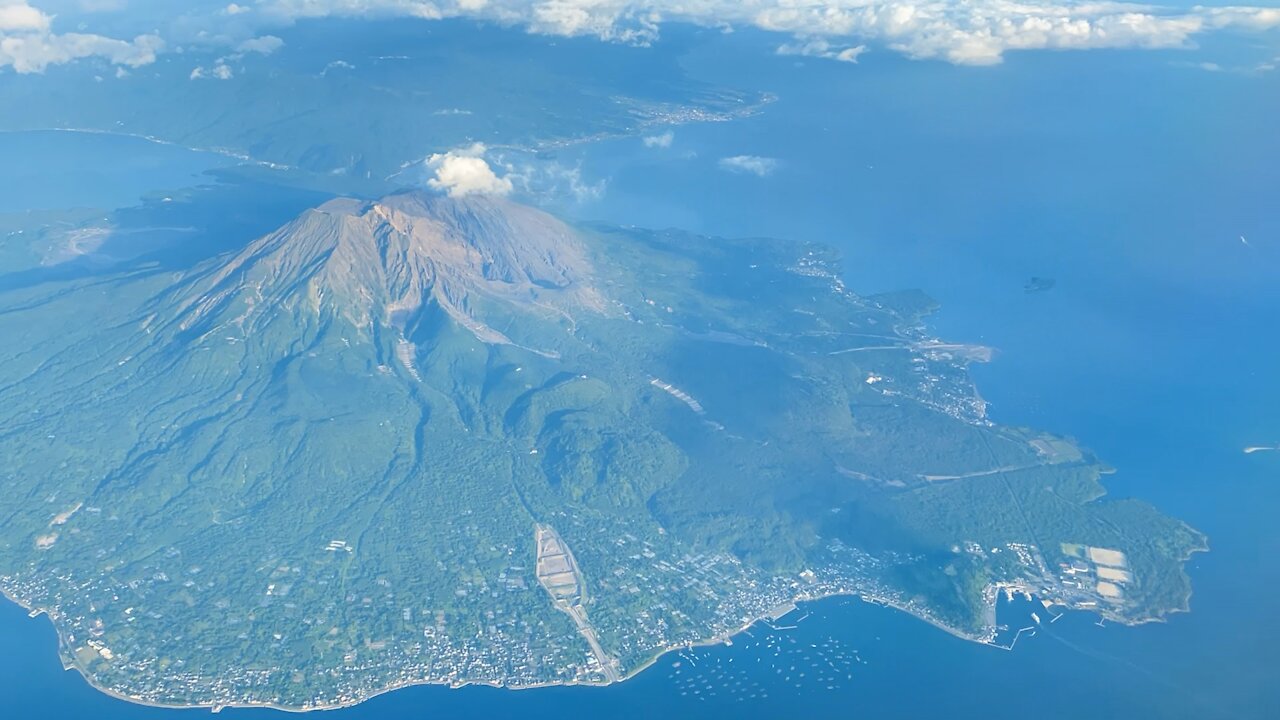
xmin=426 ymin=143 xmax=514 ymax=198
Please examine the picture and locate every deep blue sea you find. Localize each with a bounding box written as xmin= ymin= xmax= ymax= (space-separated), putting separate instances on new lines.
xmin=2 ymin=29 xmax=1278 ymax=720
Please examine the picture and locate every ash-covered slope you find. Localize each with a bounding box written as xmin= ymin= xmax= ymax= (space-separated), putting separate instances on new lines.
xmin=0 ymin=193 xmax=1206 ymax=711
xmin=169 ymin=191 xmax=604 ymax=349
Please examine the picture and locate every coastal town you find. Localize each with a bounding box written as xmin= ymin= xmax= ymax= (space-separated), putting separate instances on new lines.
xmin=0 ymin=521 xmax=891 ymax=710
xmin=0 ymin=510 xmax=1147 ymax=713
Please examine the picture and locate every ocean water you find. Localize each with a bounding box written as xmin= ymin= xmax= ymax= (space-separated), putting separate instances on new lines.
xmin=0 ymin=592 xmax=1240 ymax=720
xmin=552 ymin=31 xmax=1280 ymax=718
xmin=2 ymin=30 xmax=1279 ymax=720
xmin=0 ymin=130 xmax=237 ymax=214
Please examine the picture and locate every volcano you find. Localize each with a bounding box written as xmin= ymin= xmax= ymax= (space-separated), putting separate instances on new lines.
xmin=0 ymin=192 xmax=1206 ymax=710
xmin=168 ymin=191 xmax=604 ymax=357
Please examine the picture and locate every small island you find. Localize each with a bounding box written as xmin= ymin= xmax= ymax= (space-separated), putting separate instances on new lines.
xmin=0 ymin=192 xmax=1206 ymax=710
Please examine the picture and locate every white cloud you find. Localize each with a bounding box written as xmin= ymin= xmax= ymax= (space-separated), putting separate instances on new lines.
xmin=1174 ymin=53 xmax=1280 ymax=75
xmin=1201 ymin=6 xmax=1280 ymax=30
xmin=236 ymin=34 xmax=284 ymax=54
xmin=191 ymin=62 xmax=234 ymax=80
xmin=643 ymin=130 xmax=674 ymax=148
xmin=426 ymin=143 xmax=514 ymax=198
xmin=262 ymin=0 xmax=449 ymax=22
xmin=719 ymin=155 xmax=779 ymax=177
xmin=250 ymin=1 xmax=1280 ymax=66
xmin=8 ymin=1 xmax=1280 ymax=71
xmin=0 ymin=1 xmax=49 ymax=32
xmin=508 ymin=159 xmax=607 ymax=202
xmin=778 ymin=38 xmax=866 ymax=63
xmin=0 ymin=0 xmax=162 ymax=73
xmin=320 ymin=58 xmax=354 ymax=75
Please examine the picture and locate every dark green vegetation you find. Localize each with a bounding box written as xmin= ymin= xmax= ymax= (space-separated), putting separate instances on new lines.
xmin=0 ymin=191 xmax=1205 ymax=709
xmin=0 ymin=20 xmax=763 ymax=195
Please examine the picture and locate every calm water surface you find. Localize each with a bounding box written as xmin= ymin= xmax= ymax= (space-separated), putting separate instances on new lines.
xmin=0 ymin=130 xmax=236 ymax=214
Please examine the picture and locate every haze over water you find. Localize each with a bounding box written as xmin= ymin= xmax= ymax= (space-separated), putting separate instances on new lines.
xmin=2 ymin=28 xmax=1277 ymax=720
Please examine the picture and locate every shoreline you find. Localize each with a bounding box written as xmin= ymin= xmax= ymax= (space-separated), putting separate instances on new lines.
xmin=1 ymin=583 xmax=1003 ymax=715
xmin=0 ymin=127 xmax=292 ymax=171
xmin=2 ymin=532 xmax=1206 ymax=714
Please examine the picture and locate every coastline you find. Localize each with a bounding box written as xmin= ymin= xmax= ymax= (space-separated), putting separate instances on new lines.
xmin=0 ymin=582 xmax=1000 ymax=715
xmin=0 ymin=128 xmax=291 ymax=172
xmin=0 ymin=481 xmax=1207 ymax=714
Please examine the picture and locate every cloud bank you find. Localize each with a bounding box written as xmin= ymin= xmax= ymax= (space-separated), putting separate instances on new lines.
xmin=1 ymin=0 xmax=162 ymax=73
xmin=5 ymin=1 xmax=1280 ymax=73
xmin=249 ymin=0 xmax=1280 ymax=65
xmin=426 ymin=143 xmax=514 ymax=197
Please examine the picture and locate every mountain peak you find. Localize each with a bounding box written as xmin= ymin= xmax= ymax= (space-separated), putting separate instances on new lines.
xmin=179 ymin=191 xmax=603 ymax=346
xmin=308 ymin=190 xmax=593 ymax=292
